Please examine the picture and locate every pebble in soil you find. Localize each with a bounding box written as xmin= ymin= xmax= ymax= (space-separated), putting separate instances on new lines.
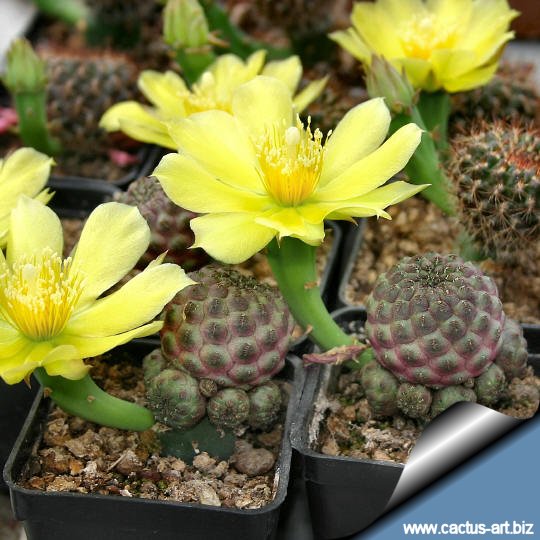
xmin=344 ymin=197 xmax=540 ymax=324
xmin=20 ymin=357 xmax=288 ymax=510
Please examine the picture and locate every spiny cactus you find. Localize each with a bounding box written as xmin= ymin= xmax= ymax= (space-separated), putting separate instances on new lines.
xmin=361 ymin=253 xmax=537 ymax=421
xmin=449 ymin=62 xmax=539 ymax=135
xmin=115 ymin=176 xmax=210 ymax=271
xmin=161 ymin=264 xmax=295 ymax=388
xmin=448 ymin=122 xmax=540 ymax=260
xmin=44 ymin=51 xmax=139 ymax=155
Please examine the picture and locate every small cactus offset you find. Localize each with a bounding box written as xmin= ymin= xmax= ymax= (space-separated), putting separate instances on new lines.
xmin=449 ymin=62 xmax=539 ymax=135
xmin=448 ymin=122 xmax=540 ymax=261
xmin=115 ymin=176 xmax=211 ymax=271
xmin=361 ymin=253 xmax=538 ymax=421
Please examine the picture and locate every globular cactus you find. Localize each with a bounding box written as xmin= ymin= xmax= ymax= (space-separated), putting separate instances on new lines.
xmin=448 ymin=122 xmax=540 ymax=261
xmin=360 ymin=253 xmax=537 ymax=421
xmin=365 ymin=253 xmax=505 ymax=388
xmin=494 ymin=318 xmax=528 ymax=379
xmin=247 ymin=382 xmax=283 ymax=430
xmin=161 ymin=264 xmax=295 ymax=388
xmin=143 ymin=266 xmax=293 ymax=441
xmin=115 ymin=176 xmax=211 ymax=270
xmin=207 ymin=388 xmax=250 ymax=429
xmin=449 ymin=62 xmax=539 ymax=135
xmin=144 ymin=366 xmax=207 ymax=430
xmin=44 ymin=51 xmax=139 ymax=155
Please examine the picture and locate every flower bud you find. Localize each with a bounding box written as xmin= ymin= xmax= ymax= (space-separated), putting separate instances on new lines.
xmin=163 ymin=0 xmax=209 ymax=50
xmin=2 ymin=39 xmax=47 ymax=94
xmin=365 ymin=55 xmax=417 ymax=114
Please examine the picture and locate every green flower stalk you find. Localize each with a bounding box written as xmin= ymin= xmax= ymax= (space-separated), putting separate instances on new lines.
xmin=0 ymin=197 xmax=193 ymax=430
xmin=2 ymin=39 xmax=61 ymax=156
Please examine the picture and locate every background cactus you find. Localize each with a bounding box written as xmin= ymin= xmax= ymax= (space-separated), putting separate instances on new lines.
xmin=449 ymin=62 xmax=539 ymax=136
xmin=361 ymin=253 xmax=538 ymax=421
xmin=448 ymin=122 xmax=540 ymax=261
xmin=43 ymin=51 xmax=139 ymax=155
xmin=115 ymin=176 xmax=211 ymax=270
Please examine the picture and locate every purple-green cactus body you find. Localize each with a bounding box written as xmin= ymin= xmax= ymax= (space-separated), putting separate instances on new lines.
xmin=161 ymin=265 xmax=295 ymax=389
xmin=365 ymin=253 xmax=505 ymax=389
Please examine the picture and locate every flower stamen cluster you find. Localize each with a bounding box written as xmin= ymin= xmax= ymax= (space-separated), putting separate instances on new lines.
xmin=256 ymin=118 xmax=326 ymax=206
xmin=0 ymin=249 xmax=84 ymax=341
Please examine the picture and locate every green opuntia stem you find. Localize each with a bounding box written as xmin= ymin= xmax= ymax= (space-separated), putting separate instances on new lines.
xmin=416 ymin=91 xmax=451 ymax=153
xmin=32 ymin=0 xmax=90 ymax=26
xmin=267 ymin=237 xmax=353 ymax=351
xmin=201 ymin=0 xmax=290 ymax=60
xmin=391 ymin=108 xmax=455 ymax=216
xmin=14 ymin=92 xmax=62 ymax=156
xmin=456 ymin=231 xmax=487 ymax=262
xmin=175 ymin=49 xmax=217 ymax=86
xmin=34 ymin=369 xmax=155 ymax=431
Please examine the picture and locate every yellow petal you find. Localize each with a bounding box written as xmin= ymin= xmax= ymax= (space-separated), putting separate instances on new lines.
xmin=427 ymin=0 xmax=473 ymax=27
xmin=395 ymin=58 xmax=433 ymax=90
xmin=328 ymin=28 xmax=372 ymax=63
xmin=321 ymin=98 xmax=391 ymax=186
xmin=350 ymin=2 xmax=404 ymax=57
xmin=317 ymin=123 xmax=422 ymax=201
xmin=100 ymin=102 xmax=176 ymax=149
xmin=293 ymin=76 xmax=327 ymax=113
xmin=443 ymin=61 xmax=499 ymax=92
xmin=40 ymin=344 xmax=87 ymax=380
xmin=191 ymin=213 xmax=275 ymax=264
xmin=71 ymin=203 xmax=150 ymax=306
xmin=205 ymin=51 xmax=265 ymax=97
xmin=430 ymin=49 xmax=479 ymax=82
xmin=167 ymin=110 xmax=261 ymax=190
xmin=231 ymin=76 xmax=294 ymax=139
xmin=325 ymin=181 xmax=427 ymax=221
xmin=138 ymin=70 xmax=188 ymax=115
xmin=262 ymin=56 xmax=302 ymax=94
xmin=0 ymin=148 xmax=53 ymax=217
xmin=57 ymin=321 xmax=164 ymax=359
xmin=255 ymin=207 xmax=325 ymax=245
xmin=7 ymin=196 xmax=63 ymax=266
xmin=153 ymin=153 xmax=268 ymax=213
xmin=67 ymin=263 xmax=194 ymax=336
xmin=377 ymin=0 xmax=426 ymax=21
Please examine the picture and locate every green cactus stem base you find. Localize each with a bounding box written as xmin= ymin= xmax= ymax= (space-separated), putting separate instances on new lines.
xmin=159 ymin=417 xmax=236 ymax=463
xmin=34 ymin=369 xmax=155 ymax=431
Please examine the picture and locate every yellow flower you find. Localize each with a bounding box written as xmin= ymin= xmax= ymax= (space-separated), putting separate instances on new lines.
xmin=0 ymin=148 xmax=53 ymax=249
xmin=153 ymin=76 xmax=426 ymax=264
xmin=330 ymin=0 xmax=518 ymax=92
xmin=100 ymin=50 xmax=327 ymax=149
xmin=0 ymin=197 xmax=194 ymax=384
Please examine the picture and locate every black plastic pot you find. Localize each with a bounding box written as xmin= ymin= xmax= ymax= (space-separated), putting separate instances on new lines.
xmin=48 ymin=177 xmax=122 ymax=218
xmin=4 ymin=339 xmax=304 ymax=540
xmin=291 ymin=307 xmax=540 ymax=539
xmin=336 ymin=221 xmax=540 ymax=343
xmin=48 ymin=145 xmax=162 ymax=189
